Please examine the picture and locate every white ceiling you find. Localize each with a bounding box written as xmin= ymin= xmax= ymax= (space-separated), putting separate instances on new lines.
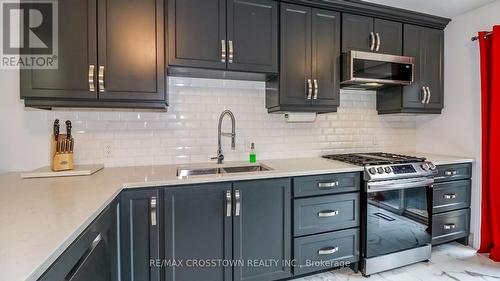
xmin=361 ymin=0 xmax=496 ymax=18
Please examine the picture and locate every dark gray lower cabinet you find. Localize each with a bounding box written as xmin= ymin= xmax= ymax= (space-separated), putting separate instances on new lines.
xmin=163 ymin=183 xmax=233 ymax=281
xmin=38 ymin=200 xmax=118 ymax=281
xmin=120 ymin=189 xmax=161 ymax=281
xmin=294 ymin=228 xmax=359 ymax=275
xmin=233 ymin=179 xmax=292 ymax=281
xmin=431 ymin=163 xmax=472 ymax=246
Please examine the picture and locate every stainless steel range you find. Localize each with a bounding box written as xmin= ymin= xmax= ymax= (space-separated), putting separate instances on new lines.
xmin=322 ymin=153 xmax=437 ymax=276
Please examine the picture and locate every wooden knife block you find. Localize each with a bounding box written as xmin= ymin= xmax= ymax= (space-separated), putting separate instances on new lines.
xmin=51 ymin=134 xmax=74 ymax=172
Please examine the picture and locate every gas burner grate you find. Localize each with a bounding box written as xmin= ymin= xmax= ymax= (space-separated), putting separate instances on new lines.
xmin=322 ymin=152 xmax=426 ymax=166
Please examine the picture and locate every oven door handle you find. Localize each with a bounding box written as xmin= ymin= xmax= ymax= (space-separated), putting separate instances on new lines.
xmin=367 ymin=178 xmax=434 ymax=193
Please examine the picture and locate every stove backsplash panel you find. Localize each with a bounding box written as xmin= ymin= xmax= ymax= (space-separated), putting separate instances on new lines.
xmin=51 ymin=77 xmax=417 ymax=167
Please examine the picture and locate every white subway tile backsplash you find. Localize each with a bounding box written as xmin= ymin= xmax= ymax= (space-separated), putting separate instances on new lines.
xmin=51 ymin=77 xmax=416 ymax=167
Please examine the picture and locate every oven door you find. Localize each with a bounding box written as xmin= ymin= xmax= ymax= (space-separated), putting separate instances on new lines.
xmin=364 ymin=177 xmax=433 ymax=259
xmin=342 ymin=51 xmax=415 ymax=88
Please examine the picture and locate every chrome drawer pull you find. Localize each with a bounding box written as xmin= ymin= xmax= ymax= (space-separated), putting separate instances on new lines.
xmin=444 ymin=170 xmax=458 ymax=176
xmin=306 ymin=79 xmax=313 ymax=100
xmin=313 ymin=79 xmax=319 ymax=100
xmin=375 ymin=33 xmax=381 ymax=52
xmin=228 ymin=40 xmax=234 ymax=63
xmin=88 ymin=65 xmax=95 ymax=92
xmin=221 ymin=40 xmax=226 ymax=63
xmin=150 ymin=197 xmax=157 ymax=226
xmin=318 ymin=181 xmax=339 ymax=189
xmin=234 ymin=189 xmax=241 ymax=217
xmin=318 ymin=210 xmax=339 ymax=217
xmin=226 ymin=190 xmax=232 ymax=217
xmin=98 ymin=66 xmax=105 ymax=93
xmin=318 ymin=246 xmax=339 ymax=255
xmin=444 ymin=194 xmax=457 ymax=200
xmin=443 ymin=224 xmax=456 ymax=230
xmin=369 ymin=32 xmax=375 ymax=51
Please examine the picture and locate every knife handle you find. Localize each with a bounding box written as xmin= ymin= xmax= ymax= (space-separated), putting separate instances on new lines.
xmin=65 ymin=120 xmax=72 ymax=139
xmin=53 ymin=119 xmax=60 ymax=141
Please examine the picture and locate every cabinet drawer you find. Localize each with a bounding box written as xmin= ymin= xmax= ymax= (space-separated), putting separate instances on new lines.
xmin=294 ymin=193 xmax=359 ymax=236
xmin=432 ymin=209 xmax=470 ymax=245
xmin=293 ymin=172 xmax=360 ymax=198
xmin=435 ymin=163 xmax=472 ymax=182
xmin=433 ymin=180 xmax=471 ymax=213
xmin=294 ymin=228 xmax=359 ymax=275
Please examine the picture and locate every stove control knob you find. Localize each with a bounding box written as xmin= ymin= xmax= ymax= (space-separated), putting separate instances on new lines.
xmin=377 ymin=167 xmax=384 ymax=174
xmin=428 ymin=162 xmax=436 ymax=170
xmin=384 ymin=167 xmax=392 ymax=173
xmin=369 ymin=168 xmax=377 ymax=175
xmin=421 ymin=163 xmax=430 ymax=171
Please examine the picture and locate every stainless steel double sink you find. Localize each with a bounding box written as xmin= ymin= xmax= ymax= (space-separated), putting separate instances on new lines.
xmin=177 ymin=164 xmax=272 ymax=177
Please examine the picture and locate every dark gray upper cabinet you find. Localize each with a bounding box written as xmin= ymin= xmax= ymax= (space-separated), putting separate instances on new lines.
xmin=341 ymin=14 xmax=373 ymax=53
xmin=168 ymin=0 xmax=278 ymax=74
xmin=342 ymin=14 xmax=402 ymax=55
xmin=374 ymin=19 xmax=403 ymax=55
xmin=311 ymin=8 xmax=341 ymax=107
xmin=377 ymin=25 xmax=444 ymax=114
xmin=233 ymin=178 xmax=292 ymax=281
xmin=227 ymin=0 xmax=279 ymax=73
xmin=120 ymin=190 xmax=161 ymax=281
xmin=266 ymin=3 xmax=340 ymax=113
xmin=21 ymin=0 xmax=166 ymax=109
xmin=168 ymin=0 xmax=227 ymax=69
xmin=21 ymin=0 xmax=97 ymax=100
xmin=164 ymin=183 xmax=233 ymax=281
xmin=97 ymin=0 xmax=165 ymax=101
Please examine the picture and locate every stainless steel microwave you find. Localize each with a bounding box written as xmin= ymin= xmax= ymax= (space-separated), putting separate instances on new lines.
xmin=342 ymin=50 xmax=415 ymax=89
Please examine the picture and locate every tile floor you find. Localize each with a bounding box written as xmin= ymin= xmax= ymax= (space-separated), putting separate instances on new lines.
xmin=299 ymin=243 xmax=500 ymax=281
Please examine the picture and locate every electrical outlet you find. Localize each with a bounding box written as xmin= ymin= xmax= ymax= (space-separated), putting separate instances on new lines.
xmin=103 ymin=142 xmax=113 ymax=158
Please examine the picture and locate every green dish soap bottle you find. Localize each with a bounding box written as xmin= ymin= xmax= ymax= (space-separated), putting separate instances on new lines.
xmin=249 ymin=143 xmax=256 ymax=163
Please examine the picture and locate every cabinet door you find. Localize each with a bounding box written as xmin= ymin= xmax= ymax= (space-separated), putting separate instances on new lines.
xmin=402 ymin=24 xmax=426 ymax=109
xmin=168 ymin=0 xmax=226 ymax=69
xmin=227 ymin=0 xmax=278 ymax=73
xmin=341 ymin=13 xmax=373 ymax=53
xmin=311 ymin=8 xmax=340 ymax=107
xmin=120 ymin=190 xmax=161 ymax=281
xmin=423 ymin=28 xmax=444 ymax=110
xmin=280 ymin=4 xmax=312 ymax=106
xmin=233 ymin=178 xmax=292 ymax=281
xmin=374 ymin=19 xmax=402 ymax=55
xmin=21 ymin=0 xmax=97 ymax=100
xmin=164 ymin=184 xmax=233 ymax=281
xmin=97 ymin=0 xmax=165 ymax=101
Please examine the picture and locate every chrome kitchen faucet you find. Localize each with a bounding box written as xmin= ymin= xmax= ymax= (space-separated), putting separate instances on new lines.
xmin=211 ymin=110 xmax=236 ymax=164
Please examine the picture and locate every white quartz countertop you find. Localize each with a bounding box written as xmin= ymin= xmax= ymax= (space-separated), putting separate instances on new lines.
xmin=0 ymin=153 xmax=473 ymax=281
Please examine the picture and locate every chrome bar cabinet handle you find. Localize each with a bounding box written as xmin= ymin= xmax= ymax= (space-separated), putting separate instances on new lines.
xmin=221 ymin=40 xmax=226 ymax=63
xmin=318 ymin=210 xmax=339 ymax=217
xmin=421 ymin=86 xmax=428 ymax=104
xmin=318 ymin=181 xmax=339 ymax=189
xmin=234 ymin=189 xmax=241 ymax=217
xmin=88 ymin=65 xmax=95 ymax=92
xmin=444 ymin=194 xmax=457 ymax=200
xmin=313 ymin=79 xmax=319 ymax=99
xmin=306 ymin=79 xmax=313 ymax=100
xmin=375 ymin=33 xmax=381 ymax=52
xmin=370 ymin=32 xmax=375 ymax=51
xmin=150 ymin=197 xmax=157 ymax=226
xmin=98 ymin=66 xmax=105 ymax=93
xmin=226 ymin=190 xmax=232 ymax=217
xmin=228 ymin=40 xmax=234 ymax=64
xmin=318 ymin=246 xmax=339 ymax=255
xmin=426 ymin=87 xmax=432 ymax=104
xmin=443 ymin=224 xmax=456 ymax=230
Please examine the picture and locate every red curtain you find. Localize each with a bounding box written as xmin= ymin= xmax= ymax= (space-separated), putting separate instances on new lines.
xmin=479 ymin=25 xmax=500 ymax=261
